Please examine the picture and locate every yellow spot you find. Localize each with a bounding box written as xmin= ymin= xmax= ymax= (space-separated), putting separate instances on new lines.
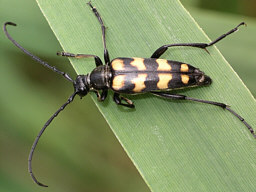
xmin=131 ymin=74 xmax=147 ymax=92
xmin=156 ymin=59 xmax=171 ymax=71
xmin=111 ymin=59 xmax=124 ymax=70
xmin=181 ymin=74 xmax=189 ymax=84
xmin=157 ymin=74 xmax=173 ymax=89
xmin=112 ymin=75 xmax=125 ymax=90
xmin=130 ymin=58 xmax=146 ymax=70
xmin=180 ymin=64 xmax=189 ymax=72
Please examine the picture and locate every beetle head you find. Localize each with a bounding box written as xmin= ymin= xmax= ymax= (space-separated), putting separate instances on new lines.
xmin=73 ymin=75 xmax=90 ymax=98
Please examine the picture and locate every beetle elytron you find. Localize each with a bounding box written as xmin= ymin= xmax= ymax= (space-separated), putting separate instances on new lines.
xmin=4 ymin=1 xmax=255 ymax=188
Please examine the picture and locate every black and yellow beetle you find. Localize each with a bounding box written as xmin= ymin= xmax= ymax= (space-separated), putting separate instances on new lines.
xmin=3 ymin=1 xmax=255 ymax=188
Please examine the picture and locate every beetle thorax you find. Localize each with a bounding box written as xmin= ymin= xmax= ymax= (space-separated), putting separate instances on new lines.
xmin=89 ymin=65 xmax=111 ymax=90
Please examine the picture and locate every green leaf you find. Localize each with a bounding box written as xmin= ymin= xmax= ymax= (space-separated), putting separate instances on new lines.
xmin=35 ymin=0 xmax=256 ymax=191
xmin=189 ymin=7 xmax=256 ymax=97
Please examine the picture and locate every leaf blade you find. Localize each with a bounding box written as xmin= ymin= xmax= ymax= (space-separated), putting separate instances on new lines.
xmin=36 ymin=0 xmax=256 ymax=191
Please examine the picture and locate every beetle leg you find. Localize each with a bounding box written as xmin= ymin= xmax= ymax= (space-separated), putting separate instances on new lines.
xmin=151 ymin=22 xmax=245 ymax=58
xmin=151 ymin=91 xmax=255 ymax=138
xmin=93 ymin=90 xmax=101 ymax=100
xmin=87 ymin=1 xmax=110 ymax=65
xmin=100 ymin=89 xmax=108 ymax=101
xmin=95 ymin=89 xmax=108 ymax=101
xmin=92 ymin=89 xmax=108 ymax=101
xmin=113 ymin=93 xmax=135 ymax=108
xmin=57 ymin=51 xmax=103 ymax=67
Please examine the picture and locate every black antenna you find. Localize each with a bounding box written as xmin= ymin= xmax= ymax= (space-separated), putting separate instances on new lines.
xmin=28 ymin=92 xmax=77 ymax=187
xmin=3 ymin=22 xmax=74 ymax=83
xmin=3 ymin=22 xmax=79 ymax=186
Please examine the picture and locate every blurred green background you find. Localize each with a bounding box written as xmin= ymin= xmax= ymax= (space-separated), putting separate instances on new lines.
xmin=0 ymin=0 xmax=255 ymax=191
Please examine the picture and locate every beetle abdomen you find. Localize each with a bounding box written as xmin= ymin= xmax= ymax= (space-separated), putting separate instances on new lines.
xmin=110 ymin=57 xmax=210 ymax=94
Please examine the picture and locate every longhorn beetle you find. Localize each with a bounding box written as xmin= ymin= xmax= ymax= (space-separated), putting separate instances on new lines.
xmin=4 ymin=1 xmax=255 ymax=188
